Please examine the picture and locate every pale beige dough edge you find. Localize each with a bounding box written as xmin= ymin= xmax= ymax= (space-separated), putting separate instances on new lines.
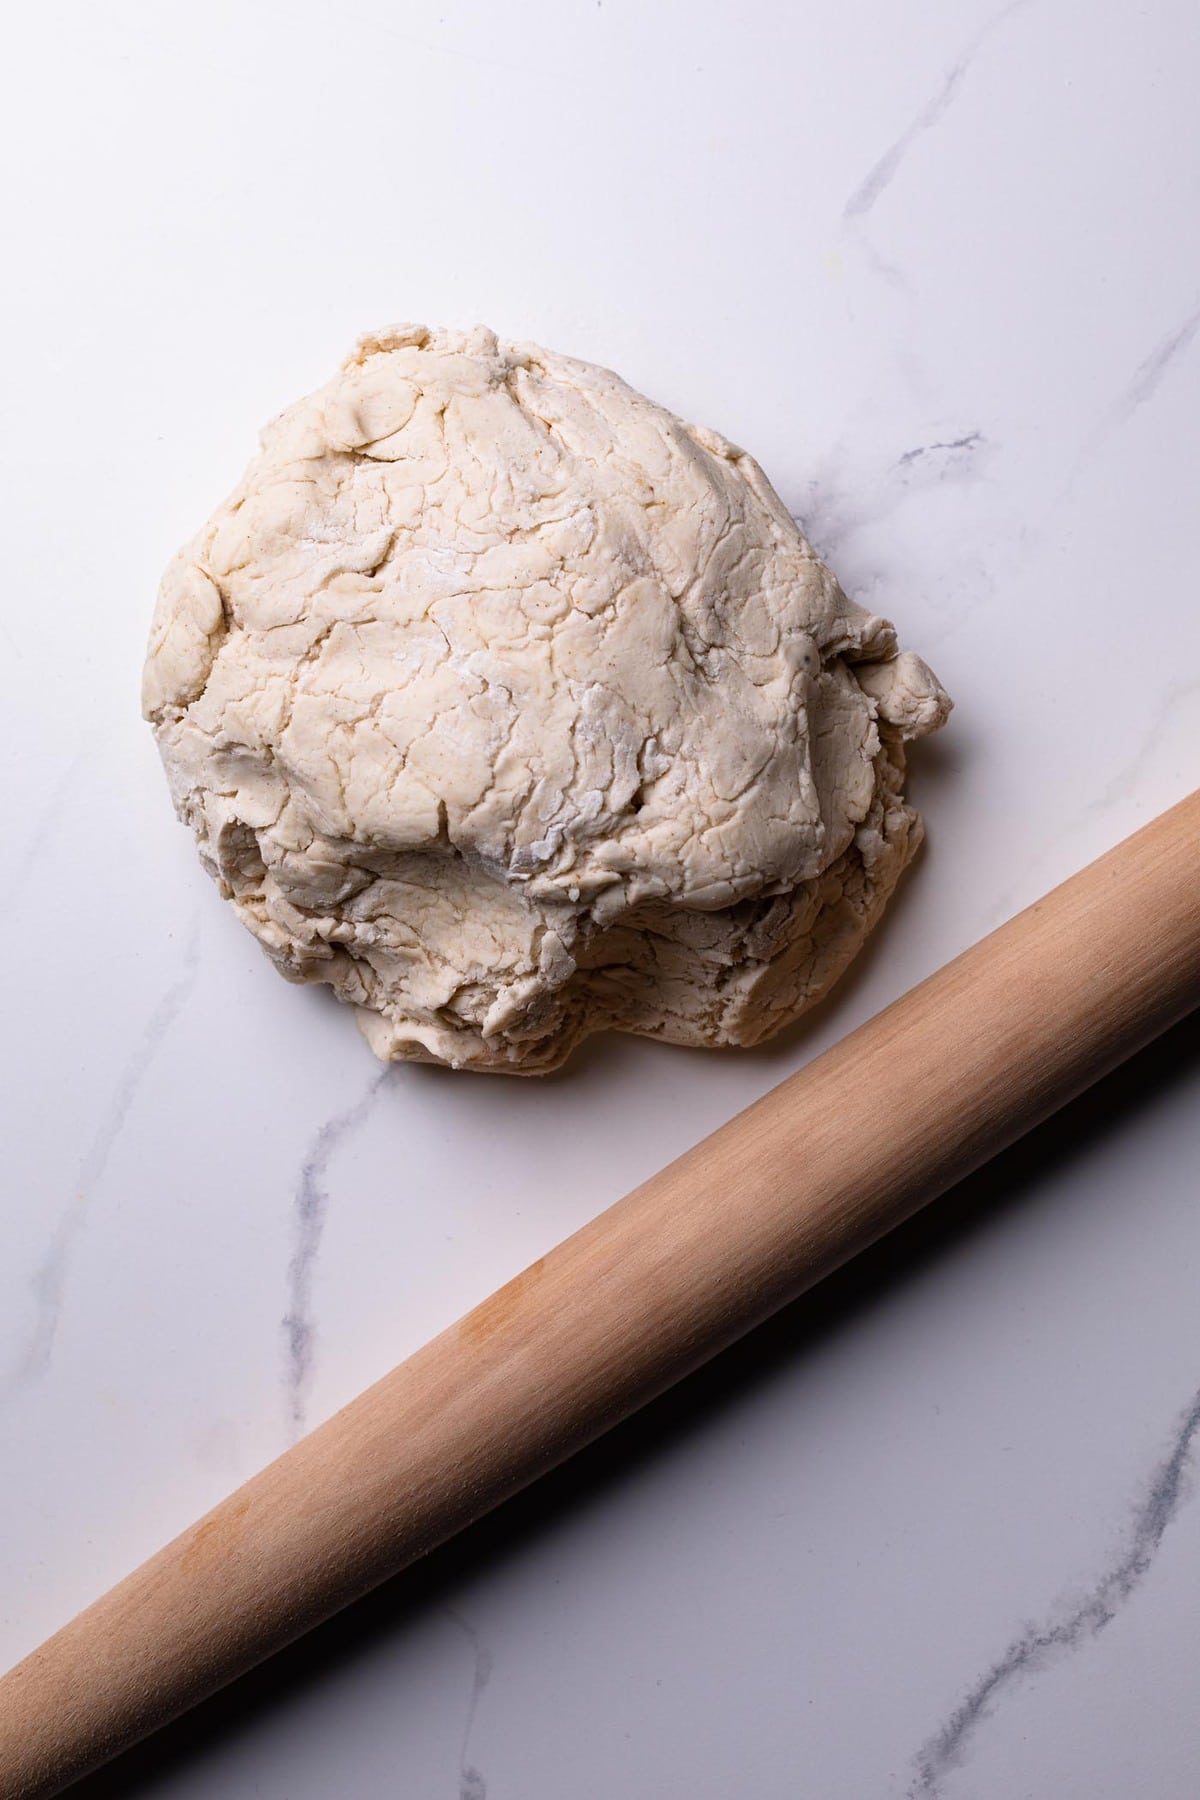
xmin=143 ymin=324 xmax=950 ymax=1073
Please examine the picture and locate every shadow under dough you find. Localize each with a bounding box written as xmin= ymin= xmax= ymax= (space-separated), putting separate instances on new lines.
xmin=71 ymin=1007 xmax=1200 ymax=1797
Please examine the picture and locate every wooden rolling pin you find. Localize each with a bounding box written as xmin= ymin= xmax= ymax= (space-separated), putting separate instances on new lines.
xmin=3 ymin=790 xmax=1199 ymax=1799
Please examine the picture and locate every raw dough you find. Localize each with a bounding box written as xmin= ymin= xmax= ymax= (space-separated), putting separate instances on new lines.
xmin=144 ymin=324 xmax=950 ymax=1073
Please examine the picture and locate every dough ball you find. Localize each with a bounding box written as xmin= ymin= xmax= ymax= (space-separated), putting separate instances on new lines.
xmin=144 ymin=324 xmax=950 ymax=1073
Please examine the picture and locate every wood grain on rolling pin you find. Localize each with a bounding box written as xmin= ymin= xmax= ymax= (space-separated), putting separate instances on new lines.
xmin=1 ymin=789 xmax=1198 ymax=1800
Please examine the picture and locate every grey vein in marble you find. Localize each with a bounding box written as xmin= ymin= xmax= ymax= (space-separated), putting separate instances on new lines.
xmin=1105 ymin=298 xmax=1200 ymax=428
xmin=447 ymin=1607 xmax=494 ymax=1800
xmin=10 ymin=923 xmax=201 ymax=1388
xmin=844 ymin=0 xmax=1030 ymax=220
xmin=897 ymin=432 xmax=985 ymax=469
xmin=1 ymin=748 xmax=87 ymax=922
xmin=909 ymin=1383 xmax=1200 ymax=1797
xmin=795 ymin=427 xmax=985 ymax=563
xmin=282 ymin=1067 xmax=394 ymax=1443
xmin=0 ymin=611 xmax=22 ymax=659
xmin=1058 ymin=298 xmax=1200 ymax=501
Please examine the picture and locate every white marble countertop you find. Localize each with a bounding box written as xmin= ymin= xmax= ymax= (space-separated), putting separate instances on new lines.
xmin=4 ymin=1 xmax=1200 ymax=1794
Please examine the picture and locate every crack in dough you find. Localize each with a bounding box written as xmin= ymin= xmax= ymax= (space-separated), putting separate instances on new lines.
xmin=144 ymin=324 xmax=951 ymax=1073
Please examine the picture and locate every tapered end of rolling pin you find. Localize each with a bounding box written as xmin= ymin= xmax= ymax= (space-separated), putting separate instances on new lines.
xmin=2 ymin=790 xmax=1199 ymax=1800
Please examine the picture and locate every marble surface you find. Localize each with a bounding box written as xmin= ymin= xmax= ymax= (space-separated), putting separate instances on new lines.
xmin=3 ymin=0 xmax=1200 ymax=1793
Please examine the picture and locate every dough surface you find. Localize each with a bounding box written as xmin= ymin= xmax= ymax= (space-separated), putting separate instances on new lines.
xmin=144 ymin=324 xmax=950 ymax=1073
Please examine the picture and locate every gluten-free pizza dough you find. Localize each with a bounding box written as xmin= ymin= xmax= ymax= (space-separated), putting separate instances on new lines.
xmin=144 ymin=324 xmax=950 ymax=1073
